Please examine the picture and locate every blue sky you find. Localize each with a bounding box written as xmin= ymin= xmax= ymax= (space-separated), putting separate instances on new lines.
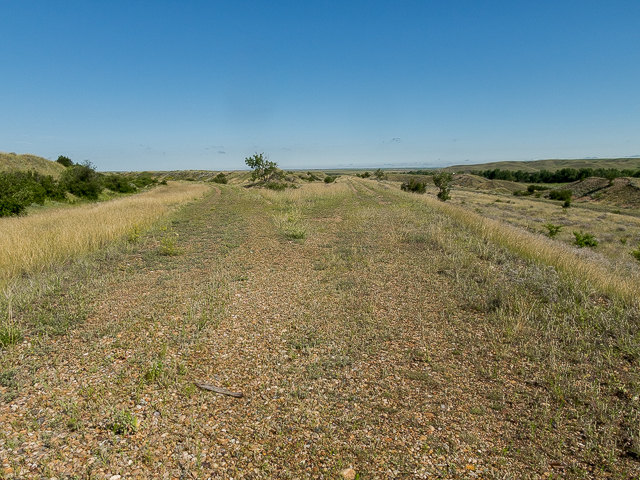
xmin=1 ymin=1 xmax=639 ymax=171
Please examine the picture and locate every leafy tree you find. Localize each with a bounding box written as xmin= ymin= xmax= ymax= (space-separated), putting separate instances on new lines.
xmin=56 ymin=155 xmax=74 ymax=167
xmin=433 ymin=171 xmax=453 ymax=201
xmin=374 ymin=168 xmax=386 ymax=180
xmin=245 ymin=152 xmax=277 ymax=182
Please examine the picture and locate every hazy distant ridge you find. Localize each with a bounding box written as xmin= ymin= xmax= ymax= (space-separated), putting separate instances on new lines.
xmin=445 ymin=158 xmax=640 ymax=173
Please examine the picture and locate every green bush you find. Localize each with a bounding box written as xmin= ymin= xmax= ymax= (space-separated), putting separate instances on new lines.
xmin=56 ymin=155 xmax=74 ymax=167
xmin=265 ymin=182 xmax=286 ymax=191
xmin=159 ymin=236 xmax=181 ymax=256
xmin=102 ymin=174 xmax=137 ymax=193
xmin=356 ymin=172 xmax=371 ymax=178
xmin=631 ymin=247 xmax=640 ymax=262
xmin=543 ymin=223 xmax=562 ymax=238
xmin=212 ymin=172 xmax=228 ymax=184
xmin=304 ymin=172 xmax=320 ymax=182
xmin=549 ymin=189 xmax=572 ymax=202
xmin=60 ymin=161 xmax=102 ymax=200
xmin=401 ymin=179 xmax=426 ymax=194
xmin=132 ymin=173 xmax=157 ymax=188
xmin=0 ymin=171 xmax=54 ymax=216
xmin=324 ymin=176 xmax=336 ymax=183
xmin=573 ymin=231 xmax=598 ymax=248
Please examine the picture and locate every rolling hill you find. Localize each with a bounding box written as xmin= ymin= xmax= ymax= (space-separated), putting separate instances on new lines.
xmin=445 ymin=157 xmax=640 ymax=173
xmin=0 ymin=152 xmax=66 ymax=178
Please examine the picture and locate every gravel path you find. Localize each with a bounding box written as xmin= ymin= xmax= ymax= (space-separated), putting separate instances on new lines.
xmin=1 ymin=180 xmax=637 ymax=479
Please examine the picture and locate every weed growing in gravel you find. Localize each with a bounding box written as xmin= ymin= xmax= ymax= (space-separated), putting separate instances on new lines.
xmin=0 ymin=322 xmax=22 ymax=348
xmin=127 ymin=224 xmax=141 ymax=243
xmin=109 ymin=409 xmax=138 ymax=435
xmin=159 ymin=235 xmax=182 ymax=255
xmin=274 ymin=207 xmax=308 ymax=240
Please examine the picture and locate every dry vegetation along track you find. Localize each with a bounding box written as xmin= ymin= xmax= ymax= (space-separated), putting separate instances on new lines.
xmin=1 ymin=179 xmax=639 ymax=479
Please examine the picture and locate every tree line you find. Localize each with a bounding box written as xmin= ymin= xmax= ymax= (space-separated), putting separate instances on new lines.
xmin=471 ymin=167 xmax=640 ymax=184
xmin=0 ymin=156 xmax=158 ymax=217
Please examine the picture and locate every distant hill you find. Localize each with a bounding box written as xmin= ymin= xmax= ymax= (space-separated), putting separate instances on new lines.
xmin=0 ymin=152 xmax=66 ymax=178
xmin=445 ymin=158 xmax=640 ymax=173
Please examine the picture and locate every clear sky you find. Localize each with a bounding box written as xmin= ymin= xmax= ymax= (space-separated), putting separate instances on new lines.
xmin=1 ymin=1 xmax=639 ymax=171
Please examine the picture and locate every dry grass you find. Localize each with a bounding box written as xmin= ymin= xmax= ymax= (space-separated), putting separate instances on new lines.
xmin=0 ymin=152 xmax=66 ymax=177
xmin=1 ymin=178 xmax=639 ymax=478
xmin=373 ymin=181 xmax=640 ymax=303
xmin=0 ymin=182 xmax=210 ymax=283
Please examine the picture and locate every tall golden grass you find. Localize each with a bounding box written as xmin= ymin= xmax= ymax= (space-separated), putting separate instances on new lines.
xmin=404 ymin=189 xmax=640 ymax=303
xmin=0 ymin=183 xmax=210 ymax=282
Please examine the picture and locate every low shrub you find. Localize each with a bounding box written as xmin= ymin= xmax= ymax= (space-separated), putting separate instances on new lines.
xmin=631 ymin=246 xmax=640 ymax=262
xmin=211 ymin=173 xmax=228 ymax=184
xmin=304 ymin=172 xmax=321 ymax=182
xmin=103 ymin=174 xmax=137 ymax=193
xmin=60 ymin=161 xmax=103 ymax=200
xmin=543 ymin=223 xmax=562 ymax=238
xmin=159 ymin=236 xmax=182 ymax=256
xmin=132 ymin=173 xmax=158 ymax=188
xmin=0 ymin=171 xmax=65 ymax=216
xmin=401 ymin=179 xmax=426 ymax=194
xmin=549 ymin=189 xmax=572 ymax=202
xmin=324 ymin=176 xmax=336 ymax=183
xmin=56 ymin=155 xmax=74 ymax=167
xmin=573 ymin=231 xmax=598 ymax=248
xmin=265 ymin=182 xmax=286 ymax=191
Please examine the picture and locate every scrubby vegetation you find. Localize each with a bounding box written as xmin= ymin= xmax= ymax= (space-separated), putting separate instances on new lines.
xmin=0 ymin=159 xmax=158 ymax=217
xmin=400 ymin=178 xmax=426 ymax=193
xmin=574 ymin=231 xmax=599 ymax=248
xmin=0 ymin=170 xmax=66 ymax=216
xmin=211 ymin=172 xmax=228 ymax=184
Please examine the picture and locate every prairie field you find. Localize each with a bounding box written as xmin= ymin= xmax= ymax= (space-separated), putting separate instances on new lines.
xmin=0 ymin=182 xmax=210 ymax=284
xmin=0 ymin=177 xmax=639 ymax=479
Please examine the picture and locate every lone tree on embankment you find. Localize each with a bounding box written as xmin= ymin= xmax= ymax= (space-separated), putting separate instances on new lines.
xmin=245 ymin=152 xmax=278 ymax=183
